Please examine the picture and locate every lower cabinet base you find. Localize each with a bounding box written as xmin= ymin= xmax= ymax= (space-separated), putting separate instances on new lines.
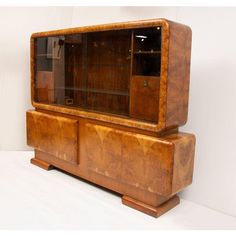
xmin=31 ymin=157 xmax=54 ymax=171
xmin=30 ymin=156 xmax=180 ymax=218
xmin=27 ymin=110 xmax=195 ymax=218
xmin=122 ymin=195 xmax=180 ymax=218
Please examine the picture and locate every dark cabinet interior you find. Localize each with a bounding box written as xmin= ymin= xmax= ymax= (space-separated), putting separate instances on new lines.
xmin=34 ymin=27 xmax=162 ymax=123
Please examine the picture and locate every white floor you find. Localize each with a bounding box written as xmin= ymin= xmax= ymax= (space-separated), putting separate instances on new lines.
xmin=0 ymin=151 xmax=236 ymax=230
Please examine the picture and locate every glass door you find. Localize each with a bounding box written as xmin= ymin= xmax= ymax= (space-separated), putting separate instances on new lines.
xmin=34 ymin=29 xmax=132 ymax=117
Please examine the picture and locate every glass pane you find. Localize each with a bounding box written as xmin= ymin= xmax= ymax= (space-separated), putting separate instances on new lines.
xmin=34 ymin=27 xmax=161 ymax=121
xmin=34 ymin=29 xmax=131 ymax=116
xmin=132 ymin=27 xmax=161 ymax=76
xmin=133 ymin=27 xmax=161 ymax=52
xmin=133 ymin=54 xmax=161 ymax=76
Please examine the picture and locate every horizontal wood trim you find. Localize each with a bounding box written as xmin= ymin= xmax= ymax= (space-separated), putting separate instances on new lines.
xmin=31 ymin=18 xmax=169 ymax=38
xmin=32 ymin=101 xmax=163 ymax=132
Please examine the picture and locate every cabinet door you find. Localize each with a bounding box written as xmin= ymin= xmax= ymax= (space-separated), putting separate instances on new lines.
xmin=82 ymin=122 xmax=195 ymax=196
xmin=27 ymin=111 xmax=78 ymax=164
xmin=130 ymin=75 xmax=160 ymax=122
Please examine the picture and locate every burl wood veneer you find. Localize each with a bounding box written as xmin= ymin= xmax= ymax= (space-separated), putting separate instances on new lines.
xmin=27 ymin=19 xmax=195 ymax=217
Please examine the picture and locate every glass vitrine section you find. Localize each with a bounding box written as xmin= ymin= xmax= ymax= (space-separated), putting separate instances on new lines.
xmin=132 ymin=27 xmax=161 ymax=76
xmin=34 ymin=27 xmax=162 ymax=119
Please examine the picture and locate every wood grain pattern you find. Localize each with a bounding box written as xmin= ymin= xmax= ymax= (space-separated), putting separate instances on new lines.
xmin=81 ymin=122 xmax=194 ymax=196
xmin=27 ymin=110 xmax=78 ymax=164
xmin=28 ymin=112 xmax=194 ymax=202
xmin=31 ymin=18 xmax=169 ymax=38
xmin=167 ymin=133 xmax=195 ymax=194
xmin=130 ymin=75 xmax=160 ymax=122
xmin=83 ymin=122 xmax=173 ymax=195
xmin=166 ymin=21 xmax=192 ymax=127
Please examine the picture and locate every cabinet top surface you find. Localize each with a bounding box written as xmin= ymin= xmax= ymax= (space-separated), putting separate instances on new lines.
xmin=31 ymin=18 xmax=171 ymax=38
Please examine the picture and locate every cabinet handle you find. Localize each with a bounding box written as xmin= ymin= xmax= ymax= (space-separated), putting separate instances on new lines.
xmin=143 ymin=80 xmax=148 ymax=87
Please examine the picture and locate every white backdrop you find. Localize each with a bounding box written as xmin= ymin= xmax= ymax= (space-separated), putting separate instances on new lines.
xmin=0 ymin=7 xmax=236 ymax=217
xmin=0 ymin=7 xmax=73 ymax=150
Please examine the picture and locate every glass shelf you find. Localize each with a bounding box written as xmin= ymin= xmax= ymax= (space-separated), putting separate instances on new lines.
xmin=65 ymin=63 xmax=129 ymax=67
xmin=55 ymin=87 xmax=129 ymax=96
xmin=133 ymin=51 xmax=161 ymax=54
xmin=37 ymin=54 xmax=53 ymax=57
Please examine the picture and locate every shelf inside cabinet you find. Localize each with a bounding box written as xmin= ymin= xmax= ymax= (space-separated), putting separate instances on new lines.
xmin=55 ymin=87 xmax=129 ymax=96
xmin=133 ymin=51 xmax=161 ymax=55
xmin=37 ymin=54 xmax=53 ymax=57
xmin=80 ymin=106 xmax=129 ymax=117
xmin=133 ymin=27 xmax=162 ymax=53
xmin=132 ymin=53 xmax=161 ymax=76
xmin=66 ymin=63 xmax=129 ymax=67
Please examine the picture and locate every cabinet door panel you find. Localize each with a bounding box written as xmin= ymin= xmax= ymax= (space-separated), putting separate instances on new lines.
xmin=27 ymin=111 xmax=78 ymax=164
xmin=82 ymin=122 xmax=195 ymax=196
xmin=130 ymin=75 xmax=160 ymax=122
xmin=83 ymin=122 xmax=174 ymax=195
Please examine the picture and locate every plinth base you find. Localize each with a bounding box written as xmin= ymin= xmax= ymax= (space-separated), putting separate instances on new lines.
xmin=31 ymin=158 xmax=53 ymax=171
xmin=122 ymin=195 xmax=180 ymax=218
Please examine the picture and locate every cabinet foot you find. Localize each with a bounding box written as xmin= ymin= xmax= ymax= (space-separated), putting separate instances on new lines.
xmin=122 ymin=195 xmax=180 ymax=218
xmin=30 ymin=158 xmax=54 ymax=171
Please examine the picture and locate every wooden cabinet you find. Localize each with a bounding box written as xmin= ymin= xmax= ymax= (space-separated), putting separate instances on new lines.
xmin=27 ymin=19 xmax=195 ymax=217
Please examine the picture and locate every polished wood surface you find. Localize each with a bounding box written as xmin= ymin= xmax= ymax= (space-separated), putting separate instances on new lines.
xmin=83 ymin=122 xmax=174 ymax=194
xmin=81 ymin=122 xmax=195 ymax=196
xmin=166 ymin=21 xmax=192 ymax=127
xmin=27 ymin=110 xmax=195 ymax=216
xmin=27 ymin=111 xmax=78 ymax=164
xmin=31 ymin=157 xmax=54 ymax=171
xmin=27 ymin=19 xmax=195 ymax=217
xmin=167 ymin=133 xmax=195 ymax=194
xmin=130 ymin=75 xmax=160 ymax=122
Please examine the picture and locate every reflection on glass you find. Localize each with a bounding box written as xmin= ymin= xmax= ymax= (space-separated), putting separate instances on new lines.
xmin=34 ymin=27 xmax=161 ymax=116
xmin=133 ymin=27 xmax=161 ymax=52
xmin=132 ymin=27 xmax=162 ymax=76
